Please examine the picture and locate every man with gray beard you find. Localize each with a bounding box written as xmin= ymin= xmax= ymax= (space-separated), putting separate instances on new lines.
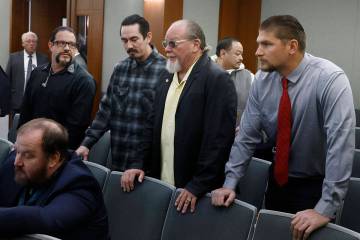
xmin=18 ymin=26 xmax=96 ymax=149
xmin=122 ymin=19 xmax=237 ymax=214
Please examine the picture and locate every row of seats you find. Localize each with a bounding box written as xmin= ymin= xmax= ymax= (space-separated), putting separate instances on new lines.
xmin=88 ymin=167 xmax=360 ymax=240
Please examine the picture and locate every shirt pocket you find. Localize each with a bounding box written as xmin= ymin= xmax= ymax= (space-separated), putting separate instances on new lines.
xmin=113 ymin=86 xmax=129 ymax=114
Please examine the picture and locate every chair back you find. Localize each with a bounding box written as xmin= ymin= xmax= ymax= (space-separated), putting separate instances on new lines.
xmin=352 ymin=149 xmax=360 ymax=177
xmin=8 ymin=113 xmax=20 ymax=143
xmin=88 ymin=131 xmax=111 ymax=167
xmin=356 ymin=127 xmax=360 ymax=149
xmin=103 ymin=171 xmax=175 ymax=240
xmin=253 ymin=209 xmax=360 ymax=240
xmin=83 ymin=161 xmax=110 ymax=191
xmin=9 ymin=234 xmax=61 ymax=240
xmin=0 ymin=138 xmax=13 ymax=164
xmin=339 ymin=177 xmax=360 ymax=233
xmin=161 ymin=190 xmax=256 ymax=240
xmin=236 ymin=157 xmax=271 ymax=210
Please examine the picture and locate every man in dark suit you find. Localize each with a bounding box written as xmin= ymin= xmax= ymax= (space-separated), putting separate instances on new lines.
xmin=5 ymin=31 xmax=48 ymax=114
xmin=121 ymin=20 xmax=237 ymax=214
xmin=0 ymin=118 xmax=109 ymax=239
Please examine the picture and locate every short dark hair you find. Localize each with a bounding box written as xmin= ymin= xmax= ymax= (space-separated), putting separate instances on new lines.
xmin=260 ymin=15 xmax=306 ymax=52
xmin=49 ymin=26 xmax=76 ymax=43
xmin=216 ymin=37 xmax=239 ymax=56
xmin=17 ymin=118 xmax=69 ymax=161
xmin=120 ymin=14 xmax=150 ymax=39
xmin=184 ymin=20 xmax=207 ymax=51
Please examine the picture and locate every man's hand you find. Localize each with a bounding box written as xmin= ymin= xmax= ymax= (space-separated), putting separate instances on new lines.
xmin=120 ymin=169 xmax=145 ymax=192
xmin=211 ymin=187 xmax=236 ymax=207
xmin=291 ymin=209 xmax=331 ymax=240
xmin=175 ymin=189 xmax=197 ymax=214
xmin=75 ymin=146 xmax=90 ymax=160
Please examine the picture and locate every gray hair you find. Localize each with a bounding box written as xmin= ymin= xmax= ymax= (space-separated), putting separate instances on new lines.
xmin=21 ymin=31 xmax=38 ymax=42
xmin=184 ymin=20 xmax=207 ymax=51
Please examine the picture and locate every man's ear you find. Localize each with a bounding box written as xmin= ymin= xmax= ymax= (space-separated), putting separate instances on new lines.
xmin=48 ymin=41 xmax=54 ymax=52
xmin=288 ymin=39 xmax=299 ymax=55
xmin=48 ymin=152 xmax=61 ymax=169
xmin=146 ymin=32 xmax=152 ymax=44
xmin=192 ymin=39 xmax=201 ymax=52
xmin=219 ymin=49 xmax=227 ymax=58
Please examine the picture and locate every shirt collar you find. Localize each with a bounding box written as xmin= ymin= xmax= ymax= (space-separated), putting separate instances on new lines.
xmin=286 ymin=53 xmax=310 ymax=84
xmin=24 ymin=50 xmax=35 ymax=57
xmin=41 ymin=62 xmax=75 ymax=74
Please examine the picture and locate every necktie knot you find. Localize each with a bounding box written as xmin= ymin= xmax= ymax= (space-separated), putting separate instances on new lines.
xmin=28 ymin=55 xmax=32 ymax=59
xmin=282 ymin=78 xmax=288 ymax=89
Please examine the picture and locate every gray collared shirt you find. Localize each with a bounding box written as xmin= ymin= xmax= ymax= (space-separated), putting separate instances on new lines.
xmin=224 ymin=53 xmax=355 ymax=217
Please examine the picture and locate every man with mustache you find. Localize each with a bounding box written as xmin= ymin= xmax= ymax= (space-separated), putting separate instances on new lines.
xmin=211 ymin=15 xmax=355 ymax=240
xmin=18 ymin=26 xmax=96 ymax=149
xmin=122 ymin=19 xmax=237 ymax=214
xmin=76 ymin=14 xmax=167 ymax=172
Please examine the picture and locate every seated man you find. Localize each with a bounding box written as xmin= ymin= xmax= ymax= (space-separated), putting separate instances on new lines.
xmin=0 ymin=118 xmax=109 ymax=239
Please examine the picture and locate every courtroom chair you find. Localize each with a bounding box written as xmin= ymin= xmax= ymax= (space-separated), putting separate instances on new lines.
xmin=103 ymin=171 xmax=175 ymax=240
xmin=356 ymin=127 xmax=360 ymax=149
xmin=0 ymin=138 xmax=13 ymax=164
xmin=9 ymin=234 xmax=61 ymax=240
xmin=339 ymin=177 xmax=360 ymax=233
xmin=83 ymin=161 xmax=110 ymax=191
xmin=161 ymin=190 xmax=257 ymax=240
xmin=252 ymin=209 xmax=360 ymax=240
xmin=352 ymin=149 xmax=360 ymax=177
xmin=88 ymin=131 xmax=111 ymax=167
xmin=8 ymin=113 xmax=20 ymax=143
xmin=236 ymin=157 xmax=271 ymax=210
xmin=355 ymin=109 xmax=360 ymax=127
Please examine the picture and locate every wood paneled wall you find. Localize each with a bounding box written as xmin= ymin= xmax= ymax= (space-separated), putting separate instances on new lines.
xmin=218 ymin=0 xmax=261 ymax=73
xmin=10 ymin=0 xmax=66 ymax=58
xmin=144 ymin=0 xmax=183 ymax=55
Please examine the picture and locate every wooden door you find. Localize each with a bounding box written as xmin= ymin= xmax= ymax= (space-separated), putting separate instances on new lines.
xmin=218 ymin=0 xmax=261 ymax=73
xmin=67 ymin=0 xmax=105 ymax=117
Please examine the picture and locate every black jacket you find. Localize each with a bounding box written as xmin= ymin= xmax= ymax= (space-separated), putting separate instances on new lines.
xmin=0 ymin=151 xmax=109 ymax=239
xmin=142 ymin=53 xmax=237 ymax=197
xmin=19 ymin=62 xmax=96 ymax=149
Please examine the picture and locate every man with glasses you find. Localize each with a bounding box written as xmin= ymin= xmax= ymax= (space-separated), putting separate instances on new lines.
xmin=76 ymin=14 xmax=167 ymax=172
xmin=5 ymin=32 xmax=48 ymax=120
xmin=122 ymin=19 xmax=237 ymax=214
xmin=19 ymin=26 xmax=96 ymax=150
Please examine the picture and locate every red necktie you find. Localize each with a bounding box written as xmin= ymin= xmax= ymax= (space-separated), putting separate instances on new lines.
xmin=274 ymin=78 xmax=292 ymax=186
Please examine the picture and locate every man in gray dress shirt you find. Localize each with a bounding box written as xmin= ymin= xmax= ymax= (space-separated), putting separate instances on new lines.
xmin=212 ymin=15 xmax=355 ymax=239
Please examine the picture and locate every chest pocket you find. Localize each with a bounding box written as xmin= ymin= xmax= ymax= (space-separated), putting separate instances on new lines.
xmin=113 ymin=86 xmax=129 ymax=114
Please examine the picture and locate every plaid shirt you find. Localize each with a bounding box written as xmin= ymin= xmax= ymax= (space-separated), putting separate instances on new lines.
xmin=82 ymin=48 xmax=166 ymax=170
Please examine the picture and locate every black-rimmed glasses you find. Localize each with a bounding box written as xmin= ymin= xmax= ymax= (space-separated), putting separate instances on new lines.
xmin=53 ymin=40 xmax=77 ymax=49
